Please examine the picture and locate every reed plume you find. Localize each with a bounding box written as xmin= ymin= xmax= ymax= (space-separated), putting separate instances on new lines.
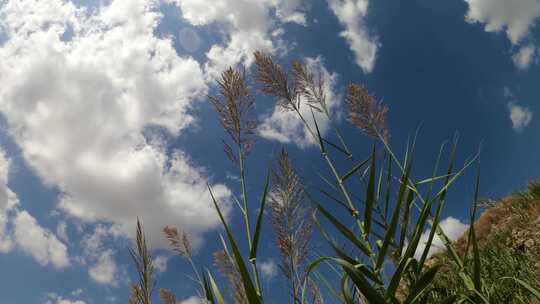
xmin=214 ymin=250 xmax=248 ymax=304
xmin=269 ymin=149 xmax=313 ymax=303
xmin=163 ymin=226 xmax=193 ymax=260
xmin=158 ymin=289 xmax=177 ymax=304
xmin=345 ymin=83 xmax=390 ymax=141
xmin=253 ymin=51 xmax=294 ymax=109
xmin=128 ymin=219 xmax=155 ymax=304
xmin=292 ymin=60 xmax=326 ymax=111
xmin=209 ymin=67 xmax=257 ymax=165
xmin=162 ymin=226 xmax=205 ymax=298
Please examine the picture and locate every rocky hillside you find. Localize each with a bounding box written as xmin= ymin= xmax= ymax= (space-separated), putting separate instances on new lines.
xmin=428 ymin=182 xmax=540 ymax=302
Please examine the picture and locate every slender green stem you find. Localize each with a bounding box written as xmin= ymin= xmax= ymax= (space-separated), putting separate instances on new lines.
xmin=238 ymin=146 xmax=263 ymax=297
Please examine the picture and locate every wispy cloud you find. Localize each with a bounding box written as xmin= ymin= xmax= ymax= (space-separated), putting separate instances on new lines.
xmin=88 ymin=249 xmax=117 ymax=286
xmin=259 ymin=259 xmax=278 ymax=280
xmin=0 ymin=150 xmax=70 ymax=269
xmin=512 ymin=45 xmax=536 ymax=70
xmin=327 ymin=0 xmax=379 ymax=73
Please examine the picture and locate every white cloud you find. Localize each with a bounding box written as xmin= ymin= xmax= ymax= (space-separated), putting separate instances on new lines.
xmin=258 ymin=56 xmax=340 ymax=148
xmin=44 ymin=292 xmax=86 ymax=304
xmin=56 ymin=221 xmax=69 ymax=243
xmin=13 ymin=210 xmax=70 ymax=268
xmin=172 ymin=0 xmax=274 ymax=78
xmin=508 ymin=102 xmax=533 ymax=132
xmin=270 ymin=0 xmax=309 ymax=26
xmin=0 ymin=150 xmax=70 ymax=268
xmin=88 ymin=249 xmax=117 ymax=286
xmin=512 ymin=44 xmax=536 ymax=69
xmin=414 ymin=217 xmax=469 ymax=260
xmin=77 ymin=225 xmax=120 ymax=284
xmin=171 ymin=0 xmax=307 ymax=78
xmin=179 ymin=296 xmax=203 ymax=304
xmin=153 ymin=255 xmax=169 ymax=273
xmin=0 ymin=150 xmax=18 ymax=252
xmin=327 ymin=0 xmax=379 ymax=73
xmin=464 ymin=0 xmax=540 ymax=45
xmin=0 ymin=0 xmax=232 ymax=249
xmin=259 ymin=259 xmax=277 ymax=280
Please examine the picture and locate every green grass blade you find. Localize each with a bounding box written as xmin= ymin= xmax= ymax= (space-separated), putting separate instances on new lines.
xmin=208 ymin=185 xmax=261 ymax=304
xmin=340 ymin=157 xmax=371 ymax=182
xmin=364 ymin=146 xmax=377 ymax=239
xmin=305 ymin=257 xmax=387 ymax=304
xmin=318 ymin=187 xmax=353 ymax=213
xmin=376 ymin=150 xmax=386 ymax=202
xmin=417 ymin=141 xmax=449 ymax=268
xmin=207 ymin=271 xmax=225 ymax=304
xmin=312 ymin=214 xmax=381 ymax=284
xmin=500 ymin=277 xmax=540 ymax=299
xmin=387 ymin=257 xmax=415 ymax=298
xmin=249 ymin=172 xmax=270 ymax=262
xmin=314 ymin=201 xmax=371 ymax=256
xmin=311 ymin=108 xmax=325 ymax=153
xmin=470 ymin=166 xmax=481 ymax=292
xmin=384 ymin=152 xmax=392 ymax=219
xmin=440 ymin=295 xmax=459 ymax=304
xmin=417 ymin=201 xmax=443 ymax=269
xmin=341 ymin=274 xmax=355 ymax=304
xmin=398 ymin=187 xmax=416 ymax=256
xmin=376 ymin=149 xmax=414 ymax=272
xmin=323 ymin=137 xmax=351 ymax=158
xmin=203 ymin=272 xmax=216 ymax=304
xmin=404 ymin=265 xmax=441 ymax=303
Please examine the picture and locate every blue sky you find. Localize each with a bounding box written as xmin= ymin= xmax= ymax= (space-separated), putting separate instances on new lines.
xmin=0 ymin=0 xmax=539 ymax=303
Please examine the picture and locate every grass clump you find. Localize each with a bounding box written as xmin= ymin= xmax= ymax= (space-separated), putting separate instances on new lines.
xmin=128 ymin=52 xmax=540 ymax=303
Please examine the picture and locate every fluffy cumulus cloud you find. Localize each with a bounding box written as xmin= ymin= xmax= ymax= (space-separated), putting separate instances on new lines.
xmin=508 ymin=103 xmax=533 ymax=132
xmin=13 ymin=210 xmax=70 ymax=268
xmin=327 ymin=0 xmax=379 ymax=73
xmin=464 ymin=0 xmax=540 ymax=69
xmin=0 ymin=150 xmax=70 ymax=268
xmin=414 ymin=217 xmax=469 ymax=260
xmin=259 ymin=56 xmax=340 ymax=148
xmin=0 ymin=0 xmax=233 ymax=249
xmin=464 ymin=0 xmax=540 ymax=45
xmin=171 ymin=0 xmax=308 ymax=78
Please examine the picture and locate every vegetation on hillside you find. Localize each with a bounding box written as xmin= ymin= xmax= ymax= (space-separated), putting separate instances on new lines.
xmin=128 ymin=52 xmax=540 ymax=304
